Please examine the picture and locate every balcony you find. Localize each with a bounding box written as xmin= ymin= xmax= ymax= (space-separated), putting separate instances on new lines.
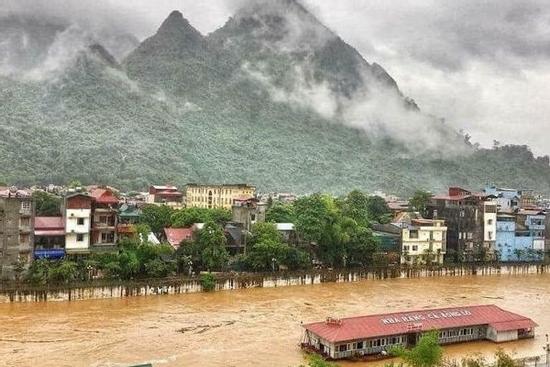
xmin=19 ymin=225 xmax=32 ymax=233
xmin=19 ymin=209 xmax=32 ymax=217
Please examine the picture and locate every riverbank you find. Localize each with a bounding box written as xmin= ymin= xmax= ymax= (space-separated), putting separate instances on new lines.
xmin=0 ymin=262 xmax=546 ymax=303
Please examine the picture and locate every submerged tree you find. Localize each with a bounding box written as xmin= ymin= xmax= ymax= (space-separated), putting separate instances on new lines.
xmin=390 ymin=331 xmax=443 ymax=367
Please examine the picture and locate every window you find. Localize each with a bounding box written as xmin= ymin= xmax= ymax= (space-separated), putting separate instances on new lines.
xmin=403 ymin=245 xmax=409 ymax=252
xmin=412 ymin=245 xmax=418 ymax=251
xmin=409 ymin=230 xmax=419 ymax=239
xmin=21 ymin=201 xmax=31 ymax=211
xmin=488 ymin=231 xmax=493 ymax=240
xmin=77 ymin=234 xmax=84 ymax=242
xmin=338 ymin=344 xmax=347 ymax=352
xmin=77 ymin=218 xmax=85 ymax=225
xmin=356 ymin=341 xmax=364 ymax=349
xmin=488 ymin=219 xmax=493 ymax=225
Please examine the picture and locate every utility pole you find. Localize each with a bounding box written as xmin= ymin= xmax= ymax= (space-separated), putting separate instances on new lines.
xmin=544 ymin=334 xmax=549 ymax=367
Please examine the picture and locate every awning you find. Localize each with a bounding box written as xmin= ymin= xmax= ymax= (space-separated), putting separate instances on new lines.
xmin=34 ymin=249 xmax=66 ymax=259
xmin=35 ymin=230 xmax=65 ymax=236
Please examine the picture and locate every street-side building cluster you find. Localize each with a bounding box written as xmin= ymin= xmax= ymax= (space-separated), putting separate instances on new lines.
xmin=1 ymin=182 xmax=549 ymax=279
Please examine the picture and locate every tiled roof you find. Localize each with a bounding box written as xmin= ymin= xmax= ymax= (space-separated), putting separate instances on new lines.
xmin=303 ymin=305 xmax=536 ymax=343
xmin=89 ymin=188 xmax=119 ymax=204
xmin=164 ymin=227 xmax=193 ymax=249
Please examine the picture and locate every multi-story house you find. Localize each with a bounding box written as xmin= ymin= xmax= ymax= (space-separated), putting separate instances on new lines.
xmin=64 ymin=192 xmax=93 ymax=255
xmin=398 ymin=218 xmax=447 ymax=265
xmin=33 ymin=216 xmax=65 ymax=259
xmin=146 ymin=185 xmax=184 ymax=209
xmin=185 ymin=183 xmax=256 ymax=210
xmin=231 ymin=197 xmax=266 ymax=232
xmin=89 ymin=188 xmax=119 ymax=248
xmin=0 ymin=188 xmax=34 ymax=278
xmin=496 ymin=209 xmax=545 ymax=261
xmin=427 ymin=187 xmax=497 ymax=261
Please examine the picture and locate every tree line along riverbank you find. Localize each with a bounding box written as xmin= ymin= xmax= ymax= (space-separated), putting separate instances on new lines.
xmin=0 ymin=262 xmax=546 ymax=303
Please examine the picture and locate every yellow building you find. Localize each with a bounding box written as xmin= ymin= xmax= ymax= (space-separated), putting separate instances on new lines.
xmin=399 ymin=218 xmax=447 ymax=265
xmin=185 ymin=184 xmax=256 ymax=209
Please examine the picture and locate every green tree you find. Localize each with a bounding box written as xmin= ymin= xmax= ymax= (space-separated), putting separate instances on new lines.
xmin=144 ymin=258 xmax=175 ymax=278
xmin=250 ymin=222 xmax=283 ymax=244
xmin=299 ymin=355 xmax=340 ymax=367
xmin=200 ymin=272 xmax=216 ymax=292
xmin=391 ymin=331 xmax=443 ymax=367
xmin=67 ymin=179 xmax=82 ymax=188
xmin=346 ymin=225 xmax=378 ymax=267
xmin=171 ymin=207 xmax=231 ymax=227
xmin=33 ymin=191 xmax=62 ymax=216
xmin=140 ymin=204 xmax=175 ymax=237
xmin=266 ymin=202 xmax=295 ymax=223
xmin=246 ymin=240 xmax=287 ymax=271
xmin=410 ymin=190 xmax=432 ymax=217
xmin=48 ymin=260 xmax=78 ymax=283
xmin=341 ymin=190 xmax=370 ymax=227
xmin=25 ymin=259 xmax=51 ymax=285
xmin=366 ymin=195 xmax=391 ymax=224
xmin=195 ymin=221 xmax=229 ymax=271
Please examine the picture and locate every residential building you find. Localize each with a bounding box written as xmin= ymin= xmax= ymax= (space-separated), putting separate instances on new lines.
xmin=276 ymin=223 xmax=297 ymax=244
xmin=117 ymin=204 xmax=142 ymax=240
xmin=399 ymin=218 xmax=447 ymax=265
xmin=0 ymin=188 xmax=34 ymax=278
xmin=89 ymin=188 xmax=119 ymax=249
xmin=64 ymin=193 xmax=92 ymax=255
xmin=164 ymin=227 xmax=193 ymax=250
xmin=185 ymin=183 xmax=255 ymax=209
xmin=496 ymin=209 xmax=545 ymax=262
xmin=427 ymin=187 xmax=497 ymax=261
xmin=484 ymin=186 xmax=520 ymax=211
xmin=147 ymin=185 xmax=184 ymax=209
xmin=34 ymin=216 xmax=65 ymax=259
xmin=231 ymin=197 xmax=266 ymax=232
xmin=371 ymin=223 xmax=401 ymax=255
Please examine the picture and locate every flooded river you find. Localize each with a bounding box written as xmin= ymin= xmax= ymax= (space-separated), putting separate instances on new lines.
xmin=1 ymin=273 xmax=549 ymax=367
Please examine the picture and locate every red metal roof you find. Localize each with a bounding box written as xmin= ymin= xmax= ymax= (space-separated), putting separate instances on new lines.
xmin=34 ymin=216 xmax=64 ymax=237
xmin=303 ymin=305 xmax=537 ymax=343
xmin=164 ymin=227 xmax=193 ymax=249
xmin=35 ymin=216 xmax=64 ymax=230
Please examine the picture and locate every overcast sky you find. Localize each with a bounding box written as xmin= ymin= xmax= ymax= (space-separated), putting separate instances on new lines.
xmin=6 ymin=0 xmax=550 ymax=156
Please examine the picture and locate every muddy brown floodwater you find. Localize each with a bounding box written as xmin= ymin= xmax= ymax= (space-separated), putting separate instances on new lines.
xmin=1 ymin=274 xmax=549 ymax=367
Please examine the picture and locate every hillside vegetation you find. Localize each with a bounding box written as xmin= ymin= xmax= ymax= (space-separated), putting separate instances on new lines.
xmin=1 ymin=1 xmax=550 ymax=196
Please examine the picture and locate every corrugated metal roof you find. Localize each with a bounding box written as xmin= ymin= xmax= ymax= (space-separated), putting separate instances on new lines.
xmin=303 ymin=305 xmax=536 ymax=343
xmin=276 ymin=223 xmax=295 ymax=231
xmin=35 ymin=216 xmax=64 ymax=230
xmin=164 ymin=227 xmax=193 ymax=249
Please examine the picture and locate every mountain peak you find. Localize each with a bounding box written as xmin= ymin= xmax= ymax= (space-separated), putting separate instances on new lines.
xmin=156 ymin=10 xmax=203 ymax=42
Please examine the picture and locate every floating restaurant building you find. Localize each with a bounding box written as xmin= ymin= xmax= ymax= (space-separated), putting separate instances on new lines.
xmin=302 ymin=305 xmax=536 ymax=360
